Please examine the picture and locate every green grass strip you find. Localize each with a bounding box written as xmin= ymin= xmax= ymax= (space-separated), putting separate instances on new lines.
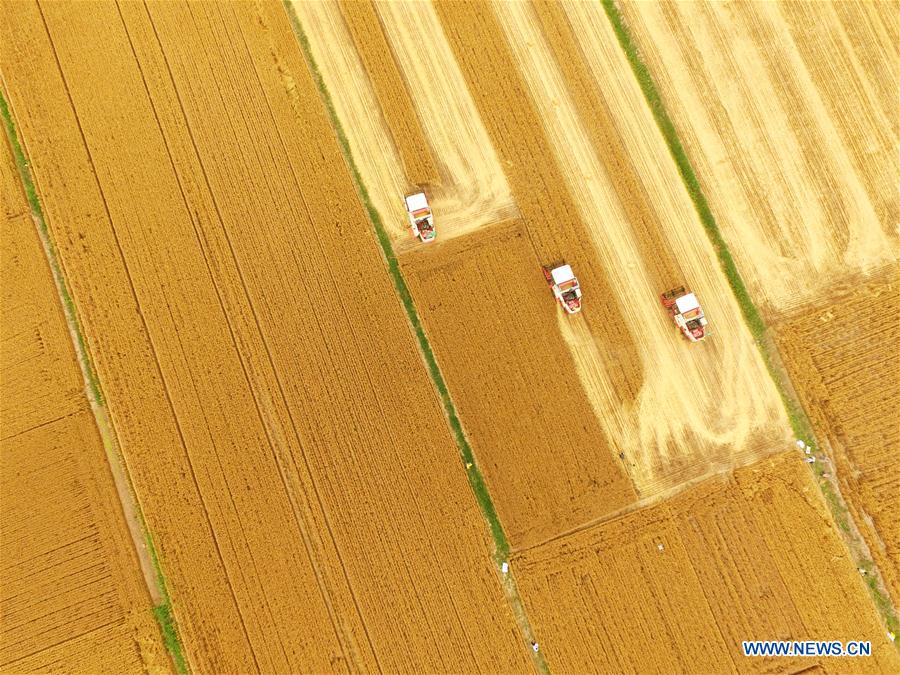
xmin=600 ymin=0 xmax=898 ymax=641
xmin=1 ymin=89 xmax=189 ymax=673
xmin=282 ymin=3 xmax=509 ymax=562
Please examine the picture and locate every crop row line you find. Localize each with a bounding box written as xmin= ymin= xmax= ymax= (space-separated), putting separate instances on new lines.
xmin=599 ymin=0 xmax=897 ymax=641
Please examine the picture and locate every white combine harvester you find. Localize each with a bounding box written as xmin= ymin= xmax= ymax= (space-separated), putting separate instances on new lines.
xmin=404 ymin=191 xmax=435 ymax=242
xmin=661 ymin=286 xmax=708 ymax=342
xmin=542 ymin=262 xmax=582 ymax=314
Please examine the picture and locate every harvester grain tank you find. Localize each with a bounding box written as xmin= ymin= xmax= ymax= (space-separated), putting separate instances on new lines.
xmin=405 ymin=191 xmax=435 ymax=242
xmin=543 ymin=262 xmax=582 ymax=314
xmin=661 ymin=286 xmax=708 ymax=341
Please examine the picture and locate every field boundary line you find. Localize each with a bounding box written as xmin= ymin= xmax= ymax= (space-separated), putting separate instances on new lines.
xmin=0 ymin=88 xmax=189 ymax=674
xmin=600 ymin=0 xmax=898 ymax=643
xmin=282 ymin=3 xmax=548 ymax=671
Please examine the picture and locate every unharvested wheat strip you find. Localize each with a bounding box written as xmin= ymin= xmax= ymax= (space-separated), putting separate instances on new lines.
xmin=740 ymin=459 xmax=898 ymax=671
xmin=514 ymin=454 xmax=899 ymax=672
xmin=338 ymin=0 xmax=437 ymax=184
xmin=675 ymin=478 xmax=809 ymax=672
xmin=374 ymin=0 xmax=516 ymax=242
xmin=493 ymin=0 xmax=788 ymax=496
xmin=1 ymin=2 xmax=253 ymax=672
xmin=19 ymin=0 xmax=343 ymax=669
xmin=0 ymin=122 xmax=166 ymax=672
xmin=402 ymin=227 xmax=636 ymax=548
xmin=116 ymin=1 xmax=377 ymax=668
xmin=512 ymin=491 xmax=732 ymax=672
xmin=150 ymin=1 xmax=449 ymax=668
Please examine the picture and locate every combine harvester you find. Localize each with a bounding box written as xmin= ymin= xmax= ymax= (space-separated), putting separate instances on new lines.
xmin=543 ymin=262 xmax=582 ymax=314
xmin=661 ymin=286 xmax=708 ymax=342
xmin=405 ymin=191 xmax=435 ymax=242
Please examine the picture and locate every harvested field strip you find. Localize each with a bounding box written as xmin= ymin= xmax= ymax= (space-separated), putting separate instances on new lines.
xmin=600 ymin=0 xmax=820 ymax=449
xmin=605 ymin=0 xmax=898 ymax=636
xmin=294 ymin=0 xmax=516 ymax=247
xmin=601 ymin=0 xmax=767 ymax=340
xmin=1 ymin=120 xmax=169 ymax=672
xmin=779 ymin=1 xmax=897 ymax=230
xmin=514 ymin=452 xmax=900 ymax=673
xmin=617 ymin=0 xmax=895 ymax=314
xmin=285 ymin=7 xmax=544 ymax=670
xmin=5 ymin=0 xmax=533 ymax=669
xmin=295 ymin=0 xmax=517 ymax=247
xmin=485 ymin=1 xmax=788 ymax=496
xmin=337 ymin=0 xmax=436 ymax=184
xmin=373 ymin=0 xmax=516 ymax=242
xmin=290 ymin=0 xmax=410 ymax=245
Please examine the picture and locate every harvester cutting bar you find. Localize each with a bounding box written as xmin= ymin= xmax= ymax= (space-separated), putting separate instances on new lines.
xmin=661 ymin=286 xmax=687 ymax=307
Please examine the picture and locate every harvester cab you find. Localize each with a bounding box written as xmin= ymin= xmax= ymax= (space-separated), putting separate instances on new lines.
xmin=661 ymin=286 xmax=707 ymax=342
xmin=543 ymin=263 xmax=582 ymax=314
xmin=405 ymin=191 xmax=435 ymax=242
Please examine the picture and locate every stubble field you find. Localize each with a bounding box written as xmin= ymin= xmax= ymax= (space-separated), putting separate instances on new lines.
xmin=620 ymin=0 xmax=899 ymax=607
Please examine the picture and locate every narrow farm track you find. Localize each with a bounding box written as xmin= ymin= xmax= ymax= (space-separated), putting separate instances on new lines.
xmin=2 ymin=0 xmax=532 ymax=670
xmin=1 ymin=118 xmax=167 ymax=673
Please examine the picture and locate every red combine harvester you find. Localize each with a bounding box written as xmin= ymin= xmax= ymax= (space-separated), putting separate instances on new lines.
xmin=404 ymin=191 xmax=435 ymax=242
xmin=542 ymin=262 xmax=582 ymax=314
xmin=661 ymin=286 xmax=708 ymax=342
